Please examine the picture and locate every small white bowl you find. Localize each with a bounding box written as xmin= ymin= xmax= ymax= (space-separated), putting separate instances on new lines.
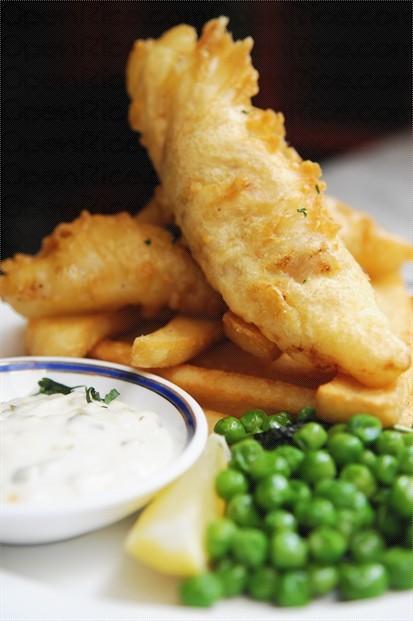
xmin=0 ymin=357 xmax=208 ymax=544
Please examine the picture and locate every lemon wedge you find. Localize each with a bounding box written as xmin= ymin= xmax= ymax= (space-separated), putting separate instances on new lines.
xmin=125 ymin=433 xmax=229 ymax=576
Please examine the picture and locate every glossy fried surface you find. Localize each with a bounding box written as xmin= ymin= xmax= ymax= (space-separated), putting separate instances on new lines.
xmin=0 ymin=211 xmax=224 ymax=319
xmin=127 ymin=17 xmax=409 ymax=387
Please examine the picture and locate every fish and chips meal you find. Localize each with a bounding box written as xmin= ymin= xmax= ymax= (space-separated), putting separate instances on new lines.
xmin=1 ymin=16 xmax=412 ymax=608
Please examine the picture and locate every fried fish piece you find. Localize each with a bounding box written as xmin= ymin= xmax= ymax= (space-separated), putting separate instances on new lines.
xmin=0 ymin=211 xmax=224 ymax=319
xmin=126 ymin=17 xmax=409 ymax=387
xmin=325 ymin=196 xmax=413 ymax=279
xmin=316 ymin=273 xmax=413 ymax=427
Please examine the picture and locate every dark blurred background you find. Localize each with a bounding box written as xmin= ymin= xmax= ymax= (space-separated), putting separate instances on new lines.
xmin=2 ymin=1 xmax=411 ymax=258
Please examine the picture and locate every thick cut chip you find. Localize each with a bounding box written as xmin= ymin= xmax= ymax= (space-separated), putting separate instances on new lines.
xmin=127 ymin=17 xmax=409 ymax=387
xmin=131 ymin=314 xmax=223 ymax=368
xmin=25 ymin=308 xmax=141 ymax=357
xmin=326 ymin=196 xmax=413 ymax=279
xmin=89 ymin=338 xmax=133 ymax=366
xmin=223 ymin=311 xmax=280 ymax=360
xmin=157 ymin=364 xmax=315 ymax=416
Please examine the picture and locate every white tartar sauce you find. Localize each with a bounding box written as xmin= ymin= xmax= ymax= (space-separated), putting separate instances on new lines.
xmin=0 ymin=391 xmax=175 ymax=505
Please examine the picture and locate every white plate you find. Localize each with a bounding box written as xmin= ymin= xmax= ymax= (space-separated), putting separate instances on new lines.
xmin=1 ymin=302 xmax=412 ymax=620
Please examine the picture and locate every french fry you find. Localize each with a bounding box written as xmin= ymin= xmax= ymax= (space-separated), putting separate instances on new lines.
xmin=25 ymin=308 xmax=141 ymax=358
xmin=316 ymin=370 xmax=411 ymax=428
xmin=270 ymin=354 xmax=335 ymax=387
xmin=157 ymin=365 xmax=315 ymax=417
xmin=89 ymin=338 xmax=133 ymax=366
xmin=194 ymin=340 xmax=333 ymax=388
xmin=223 ymin=311 xmax=280 ymax=361
xmin=326 ymin=196 xmax=413 ymax=279
xmin=316 ymin=273 xmax=413 ymax=427
xmin=372 ymin=272 xmax=412 ymax=344
xmin=131 ymin=315 xmax=223 ymax=368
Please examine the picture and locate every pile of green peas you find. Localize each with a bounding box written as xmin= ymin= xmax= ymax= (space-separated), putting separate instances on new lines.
xmin=180 ymin=408 xmax=413 ymax=607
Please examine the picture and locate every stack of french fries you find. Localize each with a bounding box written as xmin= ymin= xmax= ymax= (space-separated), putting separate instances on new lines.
xmin=4 ymin=191 xmax=410 ymax=432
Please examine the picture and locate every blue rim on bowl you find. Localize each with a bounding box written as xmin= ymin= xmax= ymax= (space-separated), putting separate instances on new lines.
xmin=0 ymin=356 xmax=209 ymax=515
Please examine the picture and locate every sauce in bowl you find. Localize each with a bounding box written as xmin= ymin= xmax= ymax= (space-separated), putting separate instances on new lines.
xmin=1 ymin=390 xmax=175 ymax=505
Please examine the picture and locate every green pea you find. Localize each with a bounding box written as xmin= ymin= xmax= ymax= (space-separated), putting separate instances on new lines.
xmin=402 ymin=432 xmax=413 ymax=446
xmin=268 ymin=412 xmax=293 ymax=428
xmin=340 ymin=464 xmax=377 ymax=498
xmin=382 ymin=548 xmax=413 ymax=590
xmin=264 ymin=509 xmax=297 ymax=533
xmin=276 ymin=570 xmax=311 ymax=607
xmin=180 ymin=572 xmax=223 ymax=607
xmin=309 ymin=565 xmax=339 ymax=597
xmin=376 ymin=505 xmax=403 ymax=542
xmin=226 ymin=493 xmax=260 ymax=528
xmin=372 ymin=488 xmax=391 ymax=506
xmin=231 ymin=528 xmax=268 ymax=568
xmin=375 ymin=430 xmax=405 ymax=459
xmin=214 ymin=559 xmax=248 ymax=597
xmin=288 ymin=479 xmax=311 ymax=507
xmin=349 ymin=530 xmax=385 ymax=563
xmin=405 ymin=522 xmax=413 ymax=548
xmin=270 ymin=531 xmax=308 ymax=569
xmin=335 ymin=509 xmax=359 ymax=538
xmin=327 ymin=433 xmax=363 ymax=466
xmin=249 ymin=452 xmax=290 ymax=480
xmin=215 ymin=468 xmax=249 ymax=500
xmin=288 ymin=480 xmax=312 ymax=507
xmin=390 ymin=475 xmax=413 ymax=518
xmin=399 ymin=445 xmax=413 ymax=475
xmin=254 ymin=474 xmax=291 ymax=510
xmin=347 ymin=414 xmax=382 ymax=445
xmin=247 ymin=566 xmax=279 ymax=601
xmin=206 ymin=518 xmax=237 ymax=560
xmin=352 ymin=492 xmax=374 ymax=528
xmin=339 ymin=563 xmax=388 ymax=600
xmin=315 ymin=479 xmax=358 ymax=509
xmin=293 ymin=422 xmax=328 ymax=451
xmin=359 ymin=449 xmax=377 ymax=470
xmin=297 ymin=406 xmax=317 ymax=423
xmin=308 ymin=528 xmax=347 ymax=563
xmin=374 ymin=454 xmax=399 ymax=485
xmin=295 ymin=497 xmax=336 ymax=530
xmin=298 ymin=450 xmax=336 ymax=485
xmin=273 ymin=446 xmax=304 ymax=473
xmin=231 ymin=439 xmax=264 ymax=474
xmin=214 ymin=416 xmax=247 ymax=445
xmin=328 ymin=423 xmax=347 ymax=438
xmin=240 ymin=409 xmax=269 ymax=434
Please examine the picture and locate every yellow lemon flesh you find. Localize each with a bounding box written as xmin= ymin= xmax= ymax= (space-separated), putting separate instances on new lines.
xmin=125 ymin=433 xmax=230 ymax=576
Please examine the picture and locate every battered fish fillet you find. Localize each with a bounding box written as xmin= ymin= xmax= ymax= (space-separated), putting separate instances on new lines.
xmin=127 ymin=17 xmax=410 ymax=387
xmin=0 ymin=211 xmax=223 ymax=319
xmin=325 ymin=196 xmax=413 ymax=279
xmin=137 ymin=188 xmax=413 ymax=280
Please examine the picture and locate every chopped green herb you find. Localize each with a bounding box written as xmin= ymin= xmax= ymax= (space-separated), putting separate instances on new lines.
xmin=303 ymin=279 xmax=307 ymax=284
xmin=297 ymin=208 xmax=308 ymax=217
xmin=144 ymin=239 xmax=152 ymax=246
xmin=37 ymin=377 xmax=120 ymax=406
xmin=104 ymin=388 xmax=120 ymax=405
xmin=85 ymin=386 xmax=101 ymax=403
xmin=38 ymin=377 xmax=73 ymax=395
xmin=241 ymin=109 xmax=249 ymax=115
xmin=315 ymin=185 xmax=320 ymax=194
